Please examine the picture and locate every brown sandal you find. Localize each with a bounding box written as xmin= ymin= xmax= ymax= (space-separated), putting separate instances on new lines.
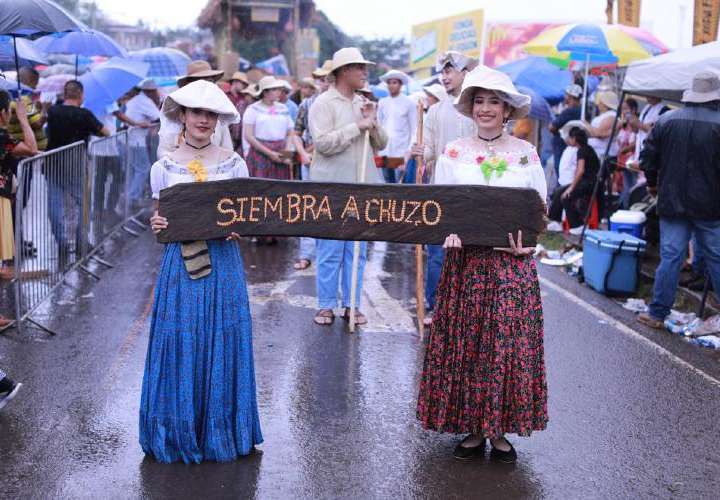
xmin=637 ymin=312 xmax=664 ymax=330
xmin=342 ymin=308 xmax=368 ymax=325
xmin=313 ymin=309 xmax=335 ymax=325
xmin=293 ymin=259 xmax=311 ymax=270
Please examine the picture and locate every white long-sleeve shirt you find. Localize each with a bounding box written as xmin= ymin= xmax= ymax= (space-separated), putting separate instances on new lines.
xmin=423 ymin=94 xmax=476 ymax=183
xmin=377 ymin=93 xmax=417 ymax=158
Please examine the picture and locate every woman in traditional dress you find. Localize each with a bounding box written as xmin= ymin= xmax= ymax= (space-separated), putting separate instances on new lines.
xmin=416 ymin=67 xmax=548 ymax=464
xmin=243 ymin=76 xmax=294 ymax=180
xmin=142 ymin=80 xmax=263 ymax=463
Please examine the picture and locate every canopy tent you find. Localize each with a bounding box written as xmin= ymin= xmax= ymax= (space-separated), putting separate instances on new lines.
xmin=623 ymin=41 xmax=720 ymax=102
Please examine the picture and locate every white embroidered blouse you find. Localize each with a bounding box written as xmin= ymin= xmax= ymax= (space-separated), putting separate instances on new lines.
xmin=150 ymin=153 xmax=249 ymax=200
xmin=434 ymin=135 xmax=548 ymax=202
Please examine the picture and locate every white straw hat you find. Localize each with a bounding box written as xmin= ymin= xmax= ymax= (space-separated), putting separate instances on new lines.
xmin=596 ymin=90 xmax=619 ymax=110
xmin=257 ymin=76 xmax=285 ymax=94
xmin=454 ymin=65 xmax=531 ymax=120
xmin=423 ymin=83 xmax=447 ymax=102
xmin=162 ymin=80 xmax=240 ymax=125
xmin=682 ymin=71 xmax=720 ymax=103
xmin=312 ymin=60 xmax=333 ymax=78
xmin=560 ymin=119 xmax=590 ymax=140
xmin=380 ymin=69 xmax=409 ymax=85
xmin=330 ymin=47 xmax=375 ymax=73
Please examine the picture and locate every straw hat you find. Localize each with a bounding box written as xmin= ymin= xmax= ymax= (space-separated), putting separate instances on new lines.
xmin=137 ymin=78 xmax=158 ymax=91
xmin=454 ymin=65 xmax=531 ymax=120
xmin=435 ymin=51 xmax=476 ymax=72
xmin=299 ymin=77 xmax=318 ymax=91
xmin=560 ymin=119 xmax=590 ymax=140
xmin=312 ymin=60 xmax=333 ymax=78
xmin=357 ymin=84 xmax=374 ymax=97
xmin=596 ymin=91 xmax=619 ymax=110
xmin=162 ymin=80 xmax=240 ymax=125
xmin=423 ymin=83 xmax=447 ymax=102
xmin=177 ymin=60 xmax=224 ymax=87
xmin=682 ymin=71 xmax=720 ymax=103
xmin=256 ymin=76 xmax=285 ymax=95
xmin=242 ymin=83 xmax=260 ymax=98
xmin=229 ymin=71 xmax=249 ymax=85
xmin=278 ymin=79 xmax=293 ymax=92
xmin=380 ymin=69 xmax=409 ymax=85
xmin=565 ymin=83 xmax=583 ymax=99
xmin=329 ymin=47 xmax=375 ymax=73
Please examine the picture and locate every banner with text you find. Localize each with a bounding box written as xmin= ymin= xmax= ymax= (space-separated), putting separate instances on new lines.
xmin=694 ymin=0 xmax=720 ymax=45
xmin=157 ymin=178 xmax=545 ymax=247
xmin=618 ymin=0 xmax=642 ymax=27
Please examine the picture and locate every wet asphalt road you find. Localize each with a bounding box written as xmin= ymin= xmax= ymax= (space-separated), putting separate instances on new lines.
xmin=1 ymin=227 xmax=719 ymax=499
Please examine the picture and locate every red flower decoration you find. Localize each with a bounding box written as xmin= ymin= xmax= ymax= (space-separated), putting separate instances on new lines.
xmin=447 ymin=148 xmax=459 ymax=159
xmin=475 ymin=154 xmax=486 ymax=165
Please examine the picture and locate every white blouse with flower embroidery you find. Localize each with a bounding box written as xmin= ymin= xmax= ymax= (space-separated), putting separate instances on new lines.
xmin=435 ymin=135 xmax=548 ymax=202
xmin=150 ymin=153 xmax=249 ymax=200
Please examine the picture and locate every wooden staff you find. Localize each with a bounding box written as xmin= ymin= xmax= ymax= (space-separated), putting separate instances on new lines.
xmin=415 ymin=100 xmax=426 ymax=339
xmin=349 ymin=129 xmax=371 ymax=332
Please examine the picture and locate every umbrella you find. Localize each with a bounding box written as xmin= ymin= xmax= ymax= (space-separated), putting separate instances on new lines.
xmin=80 ymin=57 xmax=149 ymax=117
xmin=34 ymin=29 xmax=127 ymax=77
xmin=0 ymin=76 xmax=32 ymax=96
xmin=497 ymin=57 xmax=572 ymax=105
xmin=0 ymin=0 xmax=86 ymax=90
xmin=37 ymin=73 xmax=74 ymax=94
xmin=0 ymin=35 xmax=48 ymax=70
xmin=524 ymin=23 xmax=654 ymax=120
xmin=516 ymin=85 xmax=554 ymax=123
xmin=128 ymin=47 xmax=190 ymax=78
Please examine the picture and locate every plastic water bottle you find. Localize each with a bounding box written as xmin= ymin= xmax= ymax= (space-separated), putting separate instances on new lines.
xmin=692 ymin=336 xmax=720 ymax=350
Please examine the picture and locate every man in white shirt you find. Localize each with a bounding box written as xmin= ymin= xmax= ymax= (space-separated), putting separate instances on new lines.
xmin=377 ymin=70 xmax=417 ymax=183
xmin=410 ymin=51 xmax=477 ymax=324
xmin=125 ymin=79 xmax=161 ymax=202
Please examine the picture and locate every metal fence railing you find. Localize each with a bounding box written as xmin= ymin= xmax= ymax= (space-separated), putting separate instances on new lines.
xmin=6 ymin=126 xmax=156 ymax=334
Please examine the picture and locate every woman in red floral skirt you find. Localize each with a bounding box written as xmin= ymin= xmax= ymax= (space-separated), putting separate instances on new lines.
xmin=416 ymin=66 xmax=548 ymax=464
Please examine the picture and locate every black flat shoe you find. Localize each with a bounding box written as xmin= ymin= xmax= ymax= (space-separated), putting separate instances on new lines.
xmin=453 ymin=435 xmax=486 ymax=460
xmin=490 ymin=439 xmax=517 ymax=464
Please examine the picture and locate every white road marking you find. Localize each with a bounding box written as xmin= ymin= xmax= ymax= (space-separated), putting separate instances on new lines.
xmin=539 ymin=276 xmax=720 ymax=389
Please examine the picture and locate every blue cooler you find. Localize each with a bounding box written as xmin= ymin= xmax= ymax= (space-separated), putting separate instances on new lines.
xmin=609 ymin=210 xmax=647 ymax=238
xmin=583 ymin=230 xmax=646 ymax=296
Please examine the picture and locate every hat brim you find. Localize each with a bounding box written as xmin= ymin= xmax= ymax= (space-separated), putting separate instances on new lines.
xmin=380 ymin=73 xmax=408 ymax=85
xmin=682 ymin=89 xmax=720 ymax=103
xmin=177 ymin=70 xmax=225 ymax=87
xmin=455 ymin=86 xmax=531 ymax=120
xmin=560 ymin=119 xmax=590 ymax=140
xmin=162 ymin=81 xmax=240 ymax=126
xmin=331 ymin=59 xmax=375 ymax=73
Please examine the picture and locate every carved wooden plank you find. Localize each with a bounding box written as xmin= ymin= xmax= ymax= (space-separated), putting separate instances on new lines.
xmin=157 ymin=178 xmax=546 ymax=247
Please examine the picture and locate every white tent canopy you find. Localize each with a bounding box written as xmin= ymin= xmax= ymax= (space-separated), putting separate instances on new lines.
xmin=623 ymin=41 xmax=720 ymax=101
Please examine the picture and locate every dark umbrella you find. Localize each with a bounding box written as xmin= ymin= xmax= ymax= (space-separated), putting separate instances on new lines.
xmin=0 ymin=0 xmax=86 ymax=90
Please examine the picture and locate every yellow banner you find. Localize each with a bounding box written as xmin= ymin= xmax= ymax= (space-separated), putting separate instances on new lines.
xmin=410 ymin=9 xmax=484 ymax=73
xmin=694 ymin=0 xmax=720 ymax=45
xmin=618 ymin=0 xmax=642 ymax=27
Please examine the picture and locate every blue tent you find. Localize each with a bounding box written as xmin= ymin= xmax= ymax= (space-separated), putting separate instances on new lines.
xmin=497 ymin=57 xmax=571 ymax=105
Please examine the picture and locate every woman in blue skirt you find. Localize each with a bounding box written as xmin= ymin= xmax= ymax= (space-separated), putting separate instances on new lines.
xmin=142 ymin=80 xmax=263 ymax=463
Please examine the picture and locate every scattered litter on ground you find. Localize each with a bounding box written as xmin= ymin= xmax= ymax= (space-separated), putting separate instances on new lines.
xmin=81 ymin=292 xmax=95 ymax=299
xmin=664 ymin=310 xmax=698 ymax=336
xmin=691 ymin=335 xmax=720 ymax=349
xmin=539 ymin=248 xmax=583 ymax=273
xmin=622 ymin=298 xmax=648 ymax=313
xmin=55 ymin=300 xmax=75 ymax=306
xmin=682 ymin=315 xmax=720 ymax=338
xmin=598 ymin=320 xmax=608 ymax=325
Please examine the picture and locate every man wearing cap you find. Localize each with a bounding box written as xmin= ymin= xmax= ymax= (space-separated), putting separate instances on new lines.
xmin=549 ymin=84 xmax=583 ymax=179
xmin=377 ymin=69 xmax=417 ymax=183
xmin=290 ymin=62 xmax=331 ymax=271
xmin=308 ymin=48 xmax=388 ymax=326
xmin=125 ymin=78 xmax=161 ymax=203
xmin=410 ymin=50 xmax=476 ymax=325
xmin=157 ymin=60 xmax=233 ymax=158
xmin=278 ymin=80 xmax=299 ymax=123
xmin=637 ymin=72 xmax=720 ymax=329
xmin=226 ymin=71 xmax=249 ymax=153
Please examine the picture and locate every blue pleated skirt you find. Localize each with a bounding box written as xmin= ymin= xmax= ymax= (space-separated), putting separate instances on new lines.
xmin=139 ymin=240 xmax=263 ymax=464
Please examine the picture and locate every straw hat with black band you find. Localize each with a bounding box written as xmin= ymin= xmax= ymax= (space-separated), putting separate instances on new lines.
xmin=229 ymin=71 xmax=249 ymax=86
xmin=455 ymin=65 xmax=531 ymax=120
xmin=177 ymin=60 xmax=225 ymax=88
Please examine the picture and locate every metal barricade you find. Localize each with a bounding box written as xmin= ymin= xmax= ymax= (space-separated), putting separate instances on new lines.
xmin=13 ymin=141 xmax=87 ymax=331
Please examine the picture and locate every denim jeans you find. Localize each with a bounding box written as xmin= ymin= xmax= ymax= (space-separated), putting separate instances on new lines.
xmin=620 ymin=170 xmax=638 ymax=209
xmin=691 ymin=235 xmax=706 ymax=275
xmin=316 ymin=239 xmax=367 ymax=309
xmin=649 ymin=218 xmax=720 ymax=319
xmin=381 ymin=167 xmax=397 ymax=183
xmin=129 ymin=145 xmax=151 ymax=201
xmin=424 ymin=244 xmax=445 ymax=311
xmin=298 ymin=237 xmax=316 ymax=261
xmin=47 ymin=176 xmax=83 ymax=252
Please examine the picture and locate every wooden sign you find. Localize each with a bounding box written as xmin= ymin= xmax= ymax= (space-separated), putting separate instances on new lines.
xmin=618 ymin=0 xmax=641 ymax=27
xmin=157 ymin=178 xmax=546 ymax=247
xmin=694 ymin=0 xmax=720 ymax=45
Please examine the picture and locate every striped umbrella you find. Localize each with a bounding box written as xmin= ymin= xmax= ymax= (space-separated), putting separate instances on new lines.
xmin=128 ymin=47 xmax=190 ymax=78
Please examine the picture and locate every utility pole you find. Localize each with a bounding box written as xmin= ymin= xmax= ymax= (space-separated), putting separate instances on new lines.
xmin=606 ymin=0 xmax=614 ymax=24
xmin=292 ymin=0 xmax=300 ymax=75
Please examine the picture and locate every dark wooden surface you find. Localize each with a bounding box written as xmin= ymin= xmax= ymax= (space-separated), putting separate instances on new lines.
xmin=157 ymin=178 xmax=546 ymax=247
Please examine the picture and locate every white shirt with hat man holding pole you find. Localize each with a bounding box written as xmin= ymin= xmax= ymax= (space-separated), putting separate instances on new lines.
xmin=377 ymin=69 xmax=417 ymax=183
xmin=308 ymin=47 xmax=388 ymax=327
xmin=409 ymin=50 xmax=476 ymax=325
xmin=157 ymin=60 xmax=234 ymax=159
xmin=125 ymin=78 xmax=161 ymax=202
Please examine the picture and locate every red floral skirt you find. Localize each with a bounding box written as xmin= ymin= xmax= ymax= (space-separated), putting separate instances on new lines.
xmin=246 ymin=139 xmax=290 ymax=180
xmin=417 ymin=247 xmax=548 ymax=438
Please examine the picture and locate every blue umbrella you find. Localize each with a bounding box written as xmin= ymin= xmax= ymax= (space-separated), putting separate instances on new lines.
xmin=0 ymin=35 xmax=48 ymax=70
xmin=0 ymin=76 xmax=32 ymax=97
xmin=516 ymin=85 xmax=554 ymax=122
xmin=35 ymin=29 xmax=127 ymax=76
xmin=80 ymin=57 xmax=149 ymax=117
xmin=128 ymin=47 xmax=190 ymax=78
xmin=497 ymin=57 xmax=571 ymax=106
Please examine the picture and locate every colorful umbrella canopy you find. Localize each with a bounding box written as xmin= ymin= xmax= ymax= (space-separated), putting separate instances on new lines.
xmin=80 ymin=57 xmax=149 ymax=117
xmin=128 ymin=47 xmax=190 ymax=78
xmin=0 ymin=35 xmax=48 ymax=70
xmin=35 ymin=29 xmax=127 ymax=58
xmin=497 ymin=57 xmax=572 ymax=105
